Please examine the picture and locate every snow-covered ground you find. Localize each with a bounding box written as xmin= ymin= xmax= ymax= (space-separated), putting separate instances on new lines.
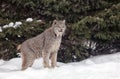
xmin=0 ymin=52 xmax=120 ymax=79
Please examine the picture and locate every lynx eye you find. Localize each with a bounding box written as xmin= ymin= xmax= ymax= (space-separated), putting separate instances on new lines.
xmin=62 ymin=24 xmax=65 ymax=28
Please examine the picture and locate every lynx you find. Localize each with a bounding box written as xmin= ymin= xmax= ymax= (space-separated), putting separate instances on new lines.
xmin=17 ymin=20 xmax=66 ymax=70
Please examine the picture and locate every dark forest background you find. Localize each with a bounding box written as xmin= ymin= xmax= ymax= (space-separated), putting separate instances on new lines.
xmin=0 ymin=0 xmax=120 ymax=62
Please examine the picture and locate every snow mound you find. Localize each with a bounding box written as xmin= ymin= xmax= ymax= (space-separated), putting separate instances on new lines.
xmin=13 ymin=21 xmax=22 ymax=28
xmin=2 ymin=21 xmax=22 ymax=29
xmin=26 ymin=18 xmax=33 ymax=22
xmin=0 ymin=52 xmax=120 ymax=79
xmin=8 ymin=22 xmax=14 ymax=27
xmin=3 ymin=25 xmax=9 ymax=28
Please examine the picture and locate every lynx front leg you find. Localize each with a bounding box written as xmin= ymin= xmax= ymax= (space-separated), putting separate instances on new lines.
xmin=42 ymin=52 xmax=50 ymax=68
xmin=51 ymin=52 xmax=58 ymax=68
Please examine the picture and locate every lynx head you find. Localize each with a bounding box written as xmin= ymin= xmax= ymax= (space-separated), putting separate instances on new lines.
xmin=52 ymin=20 xmax=66 ymax=37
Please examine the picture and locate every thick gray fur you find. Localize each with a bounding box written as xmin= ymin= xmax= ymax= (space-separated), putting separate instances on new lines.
xmin=18 ymin=20 xmax=66 ymax=70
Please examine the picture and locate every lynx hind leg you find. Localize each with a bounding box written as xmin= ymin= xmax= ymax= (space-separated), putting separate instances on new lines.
xmin=42 ymin=52 xmax=50 ymax=68
xmin=21 ymin=52 xmax=35 ymax=70
xmin=50 ymin=52 xmax=58 ymax=68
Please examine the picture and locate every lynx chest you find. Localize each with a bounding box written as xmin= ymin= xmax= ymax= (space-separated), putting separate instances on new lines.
xmin=50 ymin=39 xmax=61 ymax=52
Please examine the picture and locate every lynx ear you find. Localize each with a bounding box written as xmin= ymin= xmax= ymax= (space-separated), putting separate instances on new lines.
xmin=63 ymin=20 xmax=66 ymax=23
xmin=53 ymin=20 xmax=57 ymax=25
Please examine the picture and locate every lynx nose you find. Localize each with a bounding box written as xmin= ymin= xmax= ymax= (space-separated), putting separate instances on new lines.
xmin=59 ymin=29 xmax=63 ymax=32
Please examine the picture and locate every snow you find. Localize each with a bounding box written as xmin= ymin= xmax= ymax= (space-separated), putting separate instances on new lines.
xmin=3 ymin=25 xmax=9 ymax=28
xmin=1 ymin=18 xmax=39 ymax=30
xmin=5 ymin=38 xmax=8 ymax=40
xmin=15 ymin=22 xmax=22 ymax=26
xmin=13 ymin=21 xmax=22 ymax=28
xmin=37 ymin=20 xmax=42 ymax=22
xmin=0 ymin=27 xmax=2 ymax=32
xmin=0 ymin=52 xmax=120 ymax=79
xmin=17 ymin=35 xmax=21 ymax=37
xmin=2 ymin=21 xmax=22 ymax=29
xmin=8 ymin=22 xmax=14 ymax=27
xmin=83 ymin=40 xmax=96 ymax=50
xmin=26 ymin=18 xmax=33 ymax=22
